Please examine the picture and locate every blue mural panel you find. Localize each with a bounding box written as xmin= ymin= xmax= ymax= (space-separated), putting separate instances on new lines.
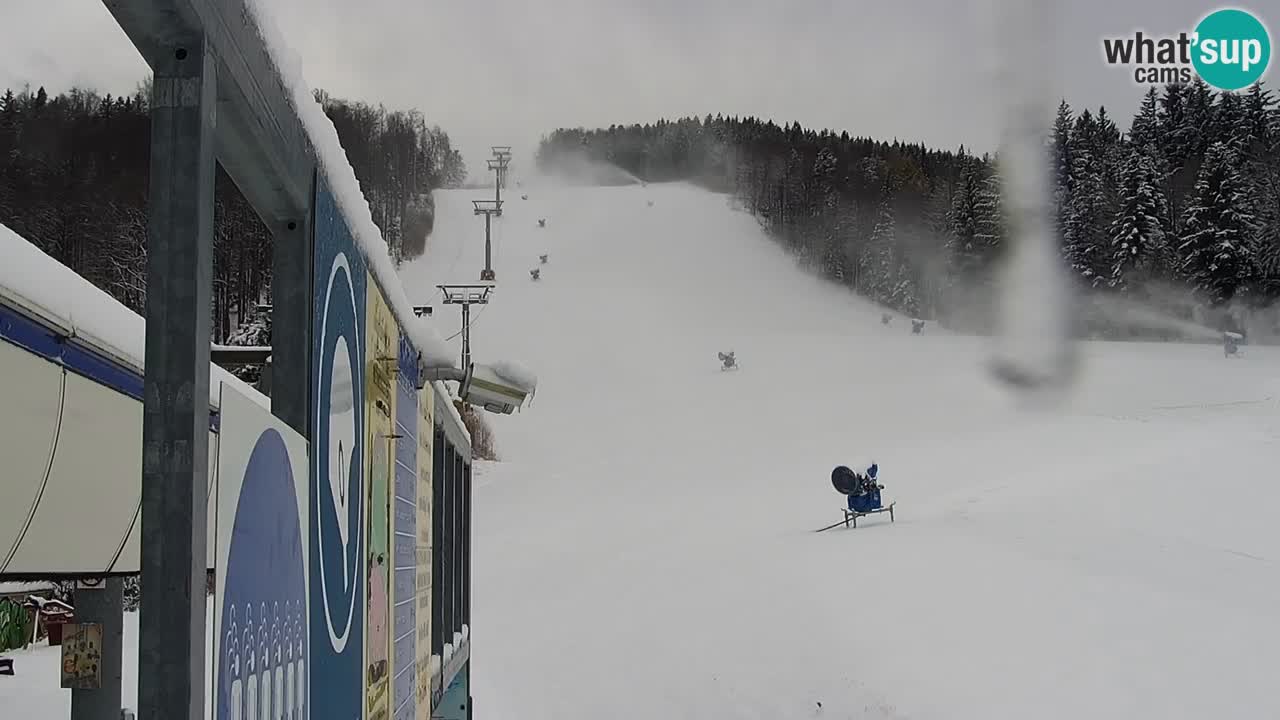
xmin=310 ymin=172 xmax=367 ymax=720
xmin=216 ymin=429 xmax=308 ymax=720
xmin=213 ymin=386 xmax=310 ymax=720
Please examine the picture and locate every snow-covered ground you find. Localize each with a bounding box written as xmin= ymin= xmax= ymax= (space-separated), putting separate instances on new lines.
xmin=4 ymin=179 xmax=1277 ymax=719
xmin=401 ymin=180 xmax=1280 ymax=720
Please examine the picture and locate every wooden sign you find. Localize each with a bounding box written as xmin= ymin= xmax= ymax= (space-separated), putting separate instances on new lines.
xmin=60 ymin=623 xmax=103 ymax=689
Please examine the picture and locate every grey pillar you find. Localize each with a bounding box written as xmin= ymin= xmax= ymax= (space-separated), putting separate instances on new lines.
xmin=70 ymin=579 xmax=124 ymax=720
xmin=483 ymin=213 xmax=492 ymax=277
xmin=139 ymin=33 xmax=216 ymax=720
xmin=270 ymin=194 xmax=314 ymax=435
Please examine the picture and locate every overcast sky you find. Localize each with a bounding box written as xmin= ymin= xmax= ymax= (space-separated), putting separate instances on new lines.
xmin=0 ymin=0 xmax=1269 ymax=178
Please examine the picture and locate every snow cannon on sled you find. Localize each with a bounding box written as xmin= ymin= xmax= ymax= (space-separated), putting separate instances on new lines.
xmin=530 ymin=268 xmax=541 ymax=281
xmin=1224 ymin=331 xmax=1243 ymax=358
xmin=718 ymin=350 xmax=738 ymax=371
xmin=819 ymin=464 xmax=895 ymax=531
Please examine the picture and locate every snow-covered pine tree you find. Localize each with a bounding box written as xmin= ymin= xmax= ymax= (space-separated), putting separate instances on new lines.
xmin=1182 ymin=77 xmax=1218 ymax=159
xmin=947 ymin=163 xmax=982 ymax=283
xmin=865 ymin=193 xmax=897 ymax=303
xmin=1214 ymin=90 xmax=1248 ymax=154
xmin=1254 ymin=177 xmax=1280 ymax=287
xmin=829 ymin=196 xmax=858 ymax=284
xmin=1178 ymin=142 xmax=1259 ymax=304
xmin=1109 ymin=149 xmax=1170 ymax=291
xmin=1051 ymin=100 xmax=1075 ymax=238
xmin=886 ymin=212 xmax=922 ymax=318
xmin=1094 ymin=106 xmax=1124 ymax=191
xmin=1063 ymin=144 xmax=1110 ymax=287
xmin=1270 ymin=88 xmax=1280 ymax=154
xmin=1127 ymin=87 xmax=1161 ymax=151
xmin=813 ymin=147 xmax=843 ymax=280
xmin=973 ymin=171 xmax=1003 ymax=254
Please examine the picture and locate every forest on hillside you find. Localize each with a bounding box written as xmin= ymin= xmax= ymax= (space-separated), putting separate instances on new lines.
xmin=537 ymin=78 xmax=1280 ymax=339
xmin=0 ymin=84 xmax=465 ymax=341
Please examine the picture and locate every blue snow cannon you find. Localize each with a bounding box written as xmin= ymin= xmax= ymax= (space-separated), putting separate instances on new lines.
xmin=822 ymin=463 xmax=896 ymax=531
xmin=832 ymin=463 xmax=883 ymax=513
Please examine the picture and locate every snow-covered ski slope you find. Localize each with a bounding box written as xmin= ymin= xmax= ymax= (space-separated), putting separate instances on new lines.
xmin=401 ymin=180 xmax=1280 ymax=720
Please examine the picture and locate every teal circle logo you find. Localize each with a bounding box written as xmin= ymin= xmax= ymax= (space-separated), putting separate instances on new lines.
xmin=1192 ymin=8 xmax=1271 ymax=90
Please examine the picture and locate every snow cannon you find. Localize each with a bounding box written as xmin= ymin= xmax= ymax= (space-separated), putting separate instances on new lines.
xmin=881 ymin=313 xmax=892 ymax=325
xmin=537 ymin=219 xmax=547 ymax=228
xmin=647 ymin=200 xmax=655 ymax=207
xmin=530 ymin=268 xmax=541 ymax=281
xmin=1224 ymin=331 xmax=1243 ymax=358
xmin=539 ymin=254 xmax=548 ymax=264
xmin=911 ymin=319 xmax=926 ymax=334
xmin=521 ymin=194 xmax=529 ymax=200
xmin=459 ymin=363 xmax=536 ymax=415
xmin=821 ymin=464 xmax=895 ymax=531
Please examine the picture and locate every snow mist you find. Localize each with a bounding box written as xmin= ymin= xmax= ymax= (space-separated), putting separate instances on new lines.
xmin=986 ymin=0 xmax=1079 ymax=398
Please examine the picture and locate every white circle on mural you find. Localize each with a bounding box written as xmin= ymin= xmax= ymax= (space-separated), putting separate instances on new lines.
xmin=316 ymin=251 xmax=363 ymax=654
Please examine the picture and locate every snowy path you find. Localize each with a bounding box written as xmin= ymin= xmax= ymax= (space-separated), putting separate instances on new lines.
xmin=401 ymin=180 xmax=1280 ymax=720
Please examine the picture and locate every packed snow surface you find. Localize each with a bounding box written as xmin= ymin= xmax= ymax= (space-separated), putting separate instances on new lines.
xmin=401 ymin=179 xmax=1280 ymax=720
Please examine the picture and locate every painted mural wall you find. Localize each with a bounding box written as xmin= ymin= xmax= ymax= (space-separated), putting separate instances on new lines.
xmin=212 ymin=384 xmax=310 ymax=720
xmin=228 ymin=169 xmax=461 ymax=720
xmin=365 ymin=281 xmax=396 ymax=720
xmin=310 ymin=173 xmax=367 ymax=720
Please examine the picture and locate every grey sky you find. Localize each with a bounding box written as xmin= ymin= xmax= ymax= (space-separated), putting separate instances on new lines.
xmin=0 ymin=0 xmax=1271 ymax=178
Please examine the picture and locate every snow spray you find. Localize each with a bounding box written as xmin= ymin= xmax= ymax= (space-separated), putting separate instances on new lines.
xmin=986 ymin=0 xmax=1080 ymax=399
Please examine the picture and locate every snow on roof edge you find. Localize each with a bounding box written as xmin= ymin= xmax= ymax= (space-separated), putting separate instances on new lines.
xmin=490 ymin=360 xmax=538 ymax=394
xmin=243 ymin=0 xmax=455 ymax=370
xmin=0 ymin=223 xmax=267 ymax=412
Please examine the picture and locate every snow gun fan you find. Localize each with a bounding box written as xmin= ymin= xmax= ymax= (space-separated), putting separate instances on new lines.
xmin=830 ymin=465 xmax=861 ymax=494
